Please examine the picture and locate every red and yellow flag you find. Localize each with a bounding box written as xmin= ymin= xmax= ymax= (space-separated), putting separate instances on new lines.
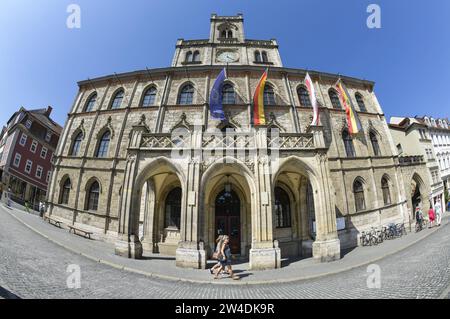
xmin=253 ymin=69 xmax=268 ymax=125
xmin=335 ymin=79 xmax=362 ymax=134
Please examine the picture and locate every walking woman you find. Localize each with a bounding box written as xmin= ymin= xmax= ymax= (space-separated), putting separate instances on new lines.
xmin=214 ymin=235 xmax=239 ymax=280
xmin=428 ymin=205 xmax=436 ymax=228
xmin=210 ymin=235 xmax=224 ymax=275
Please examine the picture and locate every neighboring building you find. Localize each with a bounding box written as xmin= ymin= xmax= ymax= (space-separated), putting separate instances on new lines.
xmin=0 ymin=106 xmax=62 ymax=209
xmin=389 ymin=116 xmax=446 ymax=214
xmin=48 ymin=14 xmax=422 ymax=270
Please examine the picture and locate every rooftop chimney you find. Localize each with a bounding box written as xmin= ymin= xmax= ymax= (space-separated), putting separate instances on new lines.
xmin=45 ymin=106 xmax=53 ymax=116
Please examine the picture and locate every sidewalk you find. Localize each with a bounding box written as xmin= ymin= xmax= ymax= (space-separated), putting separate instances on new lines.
xmin=2 ymin=203 xmax=448 ymax=285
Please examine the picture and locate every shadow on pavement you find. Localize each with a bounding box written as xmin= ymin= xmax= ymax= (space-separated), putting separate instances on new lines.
xmin=0 ymin=286 xmax=21 ymax=299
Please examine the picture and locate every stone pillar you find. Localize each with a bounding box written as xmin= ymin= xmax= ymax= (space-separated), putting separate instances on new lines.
xmin=249 ymin=127 xmax=281 ymax=270
xmin=114 ymin=123 xmax=148 ymax=259
xmin=312 ymin=149 xmax=341 ymax=262
xmin=175 ymin=126 xmax=206 ymax=269
xmin=141 ymin=179 xmax=157 ymax=253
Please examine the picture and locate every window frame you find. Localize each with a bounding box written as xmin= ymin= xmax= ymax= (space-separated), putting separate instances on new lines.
xmin=381 ymin=177 xmax=391 ymax=205
xmin=13 ymin=153 xmax=21 ymax=168
xmin=263 ymin=85 xmax=276 ymax=106
xmin=110 ymin=90 xmax=124 ymax=110
xmin=35 ymin=165 xmax=43 ymax=179
xmin=177 ymin=84 xmax=194 ymax=105
xmin=60 ymin=178 xmax=71 ymax=205
xmin=353 ymin=179 xmax=366 ymax=212
xmin=355 ymin=93 xmax=367 ymax=112
xmin=40 ymin=146 xmax=48 ymax=159
xmin=95 ymin=131 xmax=111 ymax=158
xmin=25 ymin=160 xmax=33 ymax=174
xmin=142 ymin=86 xmax=157 ymax=107
xmin=342 ymin=129 xmax=356 ymax=158
xmin=87 ymin=181 xmax=100 ymax=211
xmin=19 ymin=133 xmax=27 ymax=146
xmin=298 ymin=86 xmax=312 ymax=107
xmin=30 ymin=140 xmax=38 ymax=153
xmin=84 ymin=93 xmax=97 ymax=112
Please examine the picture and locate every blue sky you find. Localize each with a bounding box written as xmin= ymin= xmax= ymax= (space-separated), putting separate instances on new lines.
xmin=1 ymin=0 xmax=449 ymax=127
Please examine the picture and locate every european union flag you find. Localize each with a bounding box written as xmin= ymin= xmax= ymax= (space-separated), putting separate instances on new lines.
xmin=209 ymin=68 xmax=227 ymax=120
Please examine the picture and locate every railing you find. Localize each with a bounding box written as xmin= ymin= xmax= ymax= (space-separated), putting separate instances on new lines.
xmin=141 ymin=133 xmax=191 ymax=149
xmin=140 ymin=132 xmax=316 ymax=151
xmin=202 ymin=133 xmax=255 ymax=149
xmin=398 ymin=156 xmax=424 ymax=166
xmin=267 ymin=133 xmax=314 ymax=150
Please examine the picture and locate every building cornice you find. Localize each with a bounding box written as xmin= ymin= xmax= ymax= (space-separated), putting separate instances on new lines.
xmin=78 ymin=65 xmax=376 ymax=90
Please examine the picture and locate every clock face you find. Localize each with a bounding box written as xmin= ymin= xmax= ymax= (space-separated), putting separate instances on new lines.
xmin=218 ymin=51 xmax=238 ymax=63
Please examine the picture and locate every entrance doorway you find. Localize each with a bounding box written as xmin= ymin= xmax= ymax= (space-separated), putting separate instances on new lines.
xmin=411 ymin=180 xmax=421 ymax=218
xmin=215 ymin=189 xmax=240 ymax=254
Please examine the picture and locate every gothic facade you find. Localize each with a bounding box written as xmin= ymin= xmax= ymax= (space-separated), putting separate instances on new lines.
xmin=47 ymin=14 xmax=426 ymax=269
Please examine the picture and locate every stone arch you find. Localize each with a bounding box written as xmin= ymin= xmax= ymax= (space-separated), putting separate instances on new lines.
xmin=131 ymin=157 xmax=186 ymax=255
xmin=176 ymin=81 xmax=196 ymax=105
xmin=200 ymin=156 xmax=256 ymax=256
xmin=272 ymin=156 xmax=323 ymax=257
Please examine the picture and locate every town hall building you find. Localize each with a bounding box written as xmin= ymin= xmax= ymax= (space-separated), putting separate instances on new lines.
xmin=46 ymin=14 xmax=431 ymax=270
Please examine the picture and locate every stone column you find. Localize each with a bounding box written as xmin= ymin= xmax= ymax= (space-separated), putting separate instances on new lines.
xmin=141 ymin=179 xmax=157 ymax=253
xmin=175 ymin=126 xmax=206 ymax=269
xmin=249 ymin=127 xmax=281 ymax=270
xmin=114 ymin=123 xmax=148 ymax=259
xmin=307 ymin=125 xmax=340 ymax=262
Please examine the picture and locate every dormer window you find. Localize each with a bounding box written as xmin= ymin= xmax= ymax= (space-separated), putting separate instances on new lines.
xmin=25 ymin=120 xmax=32 ymax=129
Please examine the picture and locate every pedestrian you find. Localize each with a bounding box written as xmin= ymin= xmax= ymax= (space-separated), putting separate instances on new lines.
xmin=428 ymin=205 xmax=435 ymax=228
xmin=6 ymin=187 xmax=11 ymax=207
xmin=210 ymin=235 xmax=224 ymax=275
xmin=415 ymin=206 xmax=424 ymax=231
xmin=214 ymin=235 xmax=239 ymax=280
xmin=435 ymin=198 xmax=442 ymax=227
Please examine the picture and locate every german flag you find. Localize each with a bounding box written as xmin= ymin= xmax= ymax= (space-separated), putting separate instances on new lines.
xmin=335 ymin=79 xmax=362 ymax=134
xmin=253 ymin=69 xmax=268 ymax=125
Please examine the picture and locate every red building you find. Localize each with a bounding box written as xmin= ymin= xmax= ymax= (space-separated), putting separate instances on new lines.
xmin=0 ymin=106 xmax=62 ymax=209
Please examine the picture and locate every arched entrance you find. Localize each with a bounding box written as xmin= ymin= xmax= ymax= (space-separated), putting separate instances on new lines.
xmin=215 ymin=189 xmax=241 ymax=254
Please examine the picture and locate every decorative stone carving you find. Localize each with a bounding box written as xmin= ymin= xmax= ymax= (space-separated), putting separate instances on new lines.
xmin=267 ymin=112 xmax=285 ymax=132
xmin=171 ymin=112 xmax=192 ymax=132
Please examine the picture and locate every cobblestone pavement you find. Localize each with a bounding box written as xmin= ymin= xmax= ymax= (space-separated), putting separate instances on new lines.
xmin=1 ymin=207 xmax=450 ymax=299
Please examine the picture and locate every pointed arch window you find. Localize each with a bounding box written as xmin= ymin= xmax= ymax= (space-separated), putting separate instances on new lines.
xmin=329 ymin=89 xmax=341 ymax=109
xmin=87 ymin=181 xmax=100 ymax=211
xmin=59 ymin=178 xmax=71 ymax=205
xmin=193 ymin=51 xmax=200 ymax=62
xmin=111 ymin=90 xmax=124 ymax=109
xmin=370 ymin=131 xmax=381 ymax=156
xmin=84 ymin=93 xmax=97 ymax=112
xmin=227 ymin=30 xmax=233 ymax=38
xmin=263 ymin=85 xmax=276 ymax=106
xmin=185 ymin=51 xmax=193 ymax=62
xmin=142 ymin=86 xmax=157 ymax=107
xmin=178 ymin=84 xmax=194 ymax=105
xmin=262 ymin=51 xmax=268 ymax=63
xmin=275 ymin=187 xmax=292 ymax=228
xmin=96 ymin=131 xmax=110 ymax=158
xmin=343 ymin=129 xmax=356 ymax=157
xmin=222 ymin=83 xmax=236 ymax=104
xmin=298 ymin=86 xmax=311 ymax=107
xmin=353 ymin=179 xmax=366 ymax=212
xmin=355 ymin=93 xmax=367 ymax=112
xmin=70 ymin=132 xmax=83 ymax=156
xmin=381 ymin=177 xmax=391 ymax=205
xmin=165 ymin=187 xmax=182 ymax=229
xmin=255 ymin=51 xmax=262 ymax=62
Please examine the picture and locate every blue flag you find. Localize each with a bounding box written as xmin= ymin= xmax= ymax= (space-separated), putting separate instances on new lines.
xmin=209 ymin=68 xmax=227 ymax=120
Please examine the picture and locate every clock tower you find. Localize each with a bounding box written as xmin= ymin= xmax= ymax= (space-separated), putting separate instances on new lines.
xmin=171 ymin=14 xmax=283 ymax=67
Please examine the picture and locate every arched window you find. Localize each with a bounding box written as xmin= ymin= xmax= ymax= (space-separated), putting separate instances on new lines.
xmin=221 ymin=30 xmax=227 ymax=38
xmin=185 ymin=51 xmax=193 ymax=62
xmin=142 ymin=86 xmax=157 ymax=107
xmin=110 ymin=90 xmax=124 ymax=109
xmin=178 ymin=84 xmax=194 ymax=105
xmin=193 ymin=51 xmax=200 ymax=62
xmin=381 ymin=177 xmax=391 ymax=205
xmin=95 ymin=131 xmax=110 ymax=158
xmin=353 ymin=179 xmax=366 ymax=212
xmin=262 ymin=51 xmax=268 ymax=63
xmin=342 ymin=129 xmax=356 ymax=157
xmin=165 ymin=187 xmax=182 ymax=229
xmin=275 ymin=187 xmax=291 ymax=228
xmin=70 ymin=132 xmax=83 ymax=156
xmin=59 ymin=178 xmax=71 ymax=205
xmin=355 ymin=93 xmax=367 ymax=112
xmin=298 ymin=86 xmax=311 ymax=107
xmin=255 ymin=51 xmax=262 ymax=62
xmin=227 ymin=30 xmax=233 ymax=38
xmin=263 ymin=85 xmax=276 ymax=106
xmin=222 ymin=83 xmax=235 ymax=104
xmin=329 ymin=89 xmax=341 ymax=109
xmin=370 ymin=131 xmax=381 ymax=156
xmin=87 ymin=181 xmax=100 ymax=211
xmin=84 ymin=93 xmax=97 ymax=112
